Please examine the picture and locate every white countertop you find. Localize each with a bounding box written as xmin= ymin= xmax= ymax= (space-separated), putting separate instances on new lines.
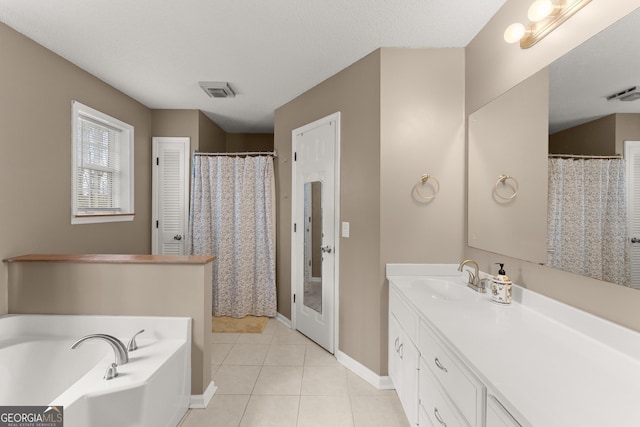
xmin=387 ymin=264 xmax=640 ymax=427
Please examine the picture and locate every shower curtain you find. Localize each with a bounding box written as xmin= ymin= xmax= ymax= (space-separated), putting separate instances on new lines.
xmin=547 ymin=157 xmax=628 ymax=286
xmin=189 ymin=155 xmax=277 ymax=317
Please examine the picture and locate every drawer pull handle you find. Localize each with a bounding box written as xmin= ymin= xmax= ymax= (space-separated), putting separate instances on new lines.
xmin=398 ymin=343 xmax=404 ymax=359
xmin=434 ymin=357 xmax=448 ymax=373
xmin=434 ymin=408 xmax=447 ymax=426
xmin=394 ymin=337 xmax=400 ymax=352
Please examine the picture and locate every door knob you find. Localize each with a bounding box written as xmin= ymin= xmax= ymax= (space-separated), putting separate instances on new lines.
xmin=632 ymin=237 xmax=640 ymax=243
xmin=321 ymin=245 xmax=332 ymax=253
xmin=173 ymin=235 xmax=183 ymax=241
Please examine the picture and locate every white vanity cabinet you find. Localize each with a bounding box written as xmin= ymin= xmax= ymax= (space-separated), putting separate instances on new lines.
xmin=486 ymin=396 xmax=521 ymax=427
xmin=418 ymin=320 xmax=485 ymax=427
xmin=389 ymin=287 xmax=420 ymax=426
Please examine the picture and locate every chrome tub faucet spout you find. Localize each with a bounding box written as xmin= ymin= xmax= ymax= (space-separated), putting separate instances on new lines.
xmin=71 ymin=334 xmax=129 ymax=365
xmin=458 ymin=259 xmax=486 ymax=293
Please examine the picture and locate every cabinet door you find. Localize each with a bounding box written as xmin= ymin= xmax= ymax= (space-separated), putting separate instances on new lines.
xmin=486 ymin=395 xmax=521 ymax=427
xmin=401 ymin=335 xmax=419 ymax=426
xmin=389 ymin=314 xmax=403 ymax=392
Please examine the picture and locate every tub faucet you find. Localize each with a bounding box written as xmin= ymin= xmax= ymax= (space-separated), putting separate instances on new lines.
xmin=71 ymin=334 xmax=129 ymax=365
xmin=458 ymin=259 xmax=486 ymax=293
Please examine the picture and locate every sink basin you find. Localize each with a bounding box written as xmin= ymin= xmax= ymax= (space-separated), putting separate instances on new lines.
xmin=409 ymin=278 xmax=473 ymax=301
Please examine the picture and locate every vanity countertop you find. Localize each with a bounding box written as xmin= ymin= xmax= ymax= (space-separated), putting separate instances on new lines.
xmin=387 ymin=263 xmax=640 ymax=427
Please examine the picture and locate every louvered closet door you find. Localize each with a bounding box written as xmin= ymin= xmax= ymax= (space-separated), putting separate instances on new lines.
xmin=152 ymin=137 xmax=190 ymax=255
xmin=625 ymin=141 xmax=640 ymax=288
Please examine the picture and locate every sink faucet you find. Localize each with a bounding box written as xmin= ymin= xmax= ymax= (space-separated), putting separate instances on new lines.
xmin=71 ymin=334 xmax=129 ymax=365
xmin=458 ymin=259 xmax=486 ymax=293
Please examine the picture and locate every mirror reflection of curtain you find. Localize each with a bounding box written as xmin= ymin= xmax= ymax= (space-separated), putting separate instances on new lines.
xmin=189 ymin=155 xmax=277 ymax=317
xmin=547 ymin=157 xmax=629 ymax=286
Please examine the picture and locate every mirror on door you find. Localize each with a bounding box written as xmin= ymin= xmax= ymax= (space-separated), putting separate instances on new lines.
xmin=303 ymin=181 xmax=323 ymax=313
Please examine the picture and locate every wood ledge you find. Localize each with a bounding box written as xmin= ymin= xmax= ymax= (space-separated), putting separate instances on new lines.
xmin=3 ymin=254 xmax=216 ymax=265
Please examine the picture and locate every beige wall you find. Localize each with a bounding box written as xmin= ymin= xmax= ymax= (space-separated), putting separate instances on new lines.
xmin=615 ymin=113 xmax=640 ymax=154
xmin=274 ymin=50 xmax=382 ymax=372
xmin=226 ymin=133 xmax=274 ymax=152
xmin=465 ymin=0 xmax=640 ymax=332
xmin=151 ymin=109 xmax=227 ymax=153
xmin=275 ymin=48 xmax=465 ymax=375
xmin=0 ymin=22 xmax=152 ymax=315
xmin=549 ymin=115 xmax=617 ymax=155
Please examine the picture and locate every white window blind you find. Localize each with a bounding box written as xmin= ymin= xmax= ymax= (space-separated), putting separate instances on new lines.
xmin=71 ymin=101 xmax=134 ymax=224
xmin=77 ymin=117 xmax=121 ymax=212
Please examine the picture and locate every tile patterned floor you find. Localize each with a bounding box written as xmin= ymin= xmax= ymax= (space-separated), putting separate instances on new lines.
xmin=178 ymin=318 xmax=410 ymax=427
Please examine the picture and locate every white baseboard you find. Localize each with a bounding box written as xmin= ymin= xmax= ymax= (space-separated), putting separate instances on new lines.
xmin=189 ymin=381 xmax=217 ymax=408
xmin=276 ymin=312 xmax=292 ymax=328
xmin=336 ymin=349 xmax=395 ymax=390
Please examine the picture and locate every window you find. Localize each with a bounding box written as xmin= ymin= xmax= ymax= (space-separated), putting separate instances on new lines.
xmin=71 ymin=100 xmax=134 ymax=224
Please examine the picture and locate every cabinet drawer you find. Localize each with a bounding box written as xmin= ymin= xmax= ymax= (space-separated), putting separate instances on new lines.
xmin=419 ymin=320 xmax=484 ymax=427
xmin=420 ymin=360 xmax=465 ymax=427
xmin=390 ymin=287 xmax=418 ymax=342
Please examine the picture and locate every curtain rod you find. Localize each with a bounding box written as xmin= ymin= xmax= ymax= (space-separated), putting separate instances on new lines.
xmin=194 ymin=150 xmax=277 ymax=157
xmin=548 ymin=154 xmax=622 ymax=159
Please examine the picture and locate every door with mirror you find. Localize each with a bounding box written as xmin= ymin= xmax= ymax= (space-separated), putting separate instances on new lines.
xmin=292 ymin=113 xmax=339 ymax=353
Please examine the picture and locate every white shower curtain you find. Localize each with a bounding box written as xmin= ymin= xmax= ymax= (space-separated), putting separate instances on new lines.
xmin=547 ymin=157 xmax=628 ymax=285
xmin=189 ymin=155 xmax=277 ymax=317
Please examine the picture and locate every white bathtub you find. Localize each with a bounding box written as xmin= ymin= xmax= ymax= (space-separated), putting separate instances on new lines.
xmin=0 ymin=314 xmax=191 ymax=427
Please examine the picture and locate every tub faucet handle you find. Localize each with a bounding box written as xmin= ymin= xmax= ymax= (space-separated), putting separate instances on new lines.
xmin=104 ymin=363 xmax=118 ymax=380
xmin=127 ymin=329 xmax=145 ymax=352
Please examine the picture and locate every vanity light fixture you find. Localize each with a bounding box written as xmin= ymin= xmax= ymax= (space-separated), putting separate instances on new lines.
xmin=504 ymin=0 xmax=592 ymax=49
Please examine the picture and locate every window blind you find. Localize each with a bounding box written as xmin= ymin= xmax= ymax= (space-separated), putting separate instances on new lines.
xmin=76 ymin=116 xmax=121 ymax=213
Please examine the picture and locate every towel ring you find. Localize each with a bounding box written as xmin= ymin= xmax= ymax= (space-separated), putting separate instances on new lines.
xmin=495 ymin=175 xmax=519 ymax=200
xmin=415 ymin=174 xmax=440 ymax=201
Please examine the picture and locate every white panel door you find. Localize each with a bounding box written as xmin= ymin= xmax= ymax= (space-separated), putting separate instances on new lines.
xmin=152 ymin=137 xmax=190 ymax=255
xmin=625 ymin=141 xmax=640 ymax=288
xmin=292 ymin=113 xmax=340 ymax=353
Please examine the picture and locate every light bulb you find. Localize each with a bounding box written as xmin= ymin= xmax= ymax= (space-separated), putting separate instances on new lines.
xmin=504 ymin=23 xmax=526 ymax=44
xmin=528 ymin=0 xmax=554 ymax=22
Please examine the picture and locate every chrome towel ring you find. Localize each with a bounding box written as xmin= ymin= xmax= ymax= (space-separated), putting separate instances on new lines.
xmin=415 ymin=174 xmax=440 ymax=201
xmin=494 ymin=174 xmax=519 ymax=200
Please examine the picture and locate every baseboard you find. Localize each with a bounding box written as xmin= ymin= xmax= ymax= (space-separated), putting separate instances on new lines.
xmin=189 ymin=381 xmax=217 ymax=408
xmin=276 ymin=312 xmax=292 ymax=328
xmin=336 ymin=349 xmax=395 ymax=390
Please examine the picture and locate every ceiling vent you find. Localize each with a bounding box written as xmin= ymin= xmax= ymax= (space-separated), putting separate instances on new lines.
xmin=607 ymin=86 xmax=640 ymax=102
xmin=199 ymin=81 xmax=236 ymax=98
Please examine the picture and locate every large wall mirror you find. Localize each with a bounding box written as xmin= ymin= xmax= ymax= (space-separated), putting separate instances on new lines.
xmin=469 ymin=6 xmax=640 ymax=289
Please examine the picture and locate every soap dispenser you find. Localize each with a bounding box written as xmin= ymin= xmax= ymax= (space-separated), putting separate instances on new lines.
xmin=491 ymin=263 xmax=512 ymax=304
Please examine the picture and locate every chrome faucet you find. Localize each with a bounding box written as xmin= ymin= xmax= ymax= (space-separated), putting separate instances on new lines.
xmin=458 ymin=259 xmax=486 ymax=293
xmin=71 ymin=334 xmax=129 ymax=365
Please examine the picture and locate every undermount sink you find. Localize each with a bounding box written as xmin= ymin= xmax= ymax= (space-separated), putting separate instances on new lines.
xmin=409 ymin=278 xmax=473 ymax=301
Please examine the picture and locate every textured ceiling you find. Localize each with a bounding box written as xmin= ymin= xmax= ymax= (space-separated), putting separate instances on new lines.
xmin=549 ymin=7 xmax=640 ymax=134
xmin=0 ymin=0 xmax=505 ymax=133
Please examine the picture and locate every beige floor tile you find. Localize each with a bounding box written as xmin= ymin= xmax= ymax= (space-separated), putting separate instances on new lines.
xmin=213 ymin=365 xmax=262 ymax=395
xmin=235 ymin=332 xmax=274 ymax=344
xmin=252 ymin=366 xmax=303 ymax=395
xmin=272 ymin=327 xmax=313 ymax=345
xmin=239 ymin=395 xmax=299 ymax=427
xmin=261 ymin=319 xmax=282 ymax=335
xmin=211 ymin=343 xmax=233 ymax=365
xmin=297 ymin=395 xmax=355 ymax=427
xmin=304 ymin=343 xmax=339 ymax=366
xmin=263 ymin=344 xmax=306 ymax=366
xmin=301 ymin=365 xmax=349 ymax=396
xmin=351 ymin=394 xmax=409 ymax=427
xmin=213 ymin=332 xmax=241 ymax=344
xmin=180 ymin=394 xmax=250 ymax=427
xmin=222 ymin=344 xmax=269 ymax=365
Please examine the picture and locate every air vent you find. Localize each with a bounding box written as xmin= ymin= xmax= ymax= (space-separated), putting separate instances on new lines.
xmin=199 ymin=82 xmax=236 ymax=98
xmin=607 ymin=86 xmax=640 ymax=102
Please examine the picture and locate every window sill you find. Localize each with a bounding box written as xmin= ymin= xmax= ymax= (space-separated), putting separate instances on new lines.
xmin=72 ymin=213 xmax=135 ymax=225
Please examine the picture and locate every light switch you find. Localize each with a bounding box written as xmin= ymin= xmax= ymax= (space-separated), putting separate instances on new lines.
xmin=341 ymin=222 xmax=350 ymax=238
